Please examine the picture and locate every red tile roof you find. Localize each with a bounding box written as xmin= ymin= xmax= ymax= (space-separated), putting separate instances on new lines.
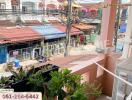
xmin=52 ymin=22 xmax=82 ymax=35
xmin=0 ymin=27 xmax=42 ymax=44
xmin=47 ymin=4 xmax=57 ymax=10
xmin=72 ymin=23 xmax=95 ymax=30
xmin=23 ymin=20 xmax=43 ymax=26
xmin=80 ymin=3 xmax=100 ymax=11
xmin=0 ymin=20 xmax=15 ymax=27
xmin=11 ymin=0 xmax=18 ymax=5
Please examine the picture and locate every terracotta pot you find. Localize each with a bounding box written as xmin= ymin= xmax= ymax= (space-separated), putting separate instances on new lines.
xmin=53 ymin=96 xmax=58 ymax=100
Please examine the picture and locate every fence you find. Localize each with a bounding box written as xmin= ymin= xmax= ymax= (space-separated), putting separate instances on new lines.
xmin=9 ymin=47 xmax=32 ymax=62
xmin=43 ymin=38 xmax=77 ymax=57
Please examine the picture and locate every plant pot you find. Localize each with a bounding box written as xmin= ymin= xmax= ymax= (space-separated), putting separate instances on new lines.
xmin=11 ymin=79 xmax=32 ymax=92
xmin=53 ymin=96 xmax=58 ymax=100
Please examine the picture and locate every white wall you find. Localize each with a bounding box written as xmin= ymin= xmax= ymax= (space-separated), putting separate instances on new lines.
xmin=122 ymin=0 xmax=132 ymax=58
xmin=20 ymin=0 xmax=41 ymax=10
xmin=0 ymin=0 xmax=12 ymax=9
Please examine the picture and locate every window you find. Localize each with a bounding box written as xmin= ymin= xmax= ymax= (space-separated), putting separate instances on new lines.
xmin=12 ymin=5 xmax=17 ymax=12
xmin=22 ymin=2 xmax=35 ymax=13
xmin=0 ymin=3 xmax=6 ymax=12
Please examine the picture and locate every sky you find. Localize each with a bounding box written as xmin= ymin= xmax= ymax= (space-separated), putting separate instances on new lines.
xmin=77 ymin=0 xmax=131 ymax=4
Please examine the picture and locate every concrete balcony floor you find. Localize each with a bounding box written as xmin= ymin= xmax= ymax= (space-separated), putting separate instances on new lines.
xmin=96 ymin=95 xmax=112 ymax=100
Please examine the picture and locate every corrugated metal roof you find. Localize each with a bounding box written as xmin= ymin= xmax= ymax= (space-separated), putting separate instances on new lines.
xmin=52 ymin=23 xmax=82 ymax=35
xmin=32 ymin=24 xmax=66 ymax=40
xmin=23 ymin=20 xmax=43 ymax=26
xmin=0 ymin=27 xmax=42 ymax=44
xmin=0 ymin=20 xmax=15 ymax=27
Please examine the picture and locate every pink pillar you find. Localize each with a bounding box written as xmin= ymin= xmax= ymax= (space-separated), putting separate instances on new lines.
xmin=100 ymin=0 xmax=118 ymax=47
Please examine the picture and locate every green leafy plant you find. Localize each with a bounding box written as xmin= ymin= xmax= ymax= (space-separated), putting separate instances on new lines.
xmin=11 ymin=67 xmax=28 ymax=82
xmin=0 ymin=66 xmax=101 ymax=100
xmin=27 ymin=70 xmax=45 ymax=92
xmin=86 ymin=84 xmax=102 ymax=97
xmin=48 ymin=69 xmax=102 ymax=100
xmin=44 ymin=49 xmax=50 ymax=57
xmin=76 ymin=35 xmax=80 ymax=45
xmin=5 ymin=62 xmax=13 ymax=72
xmin=0 ymin=77 xmax=12 ymax=88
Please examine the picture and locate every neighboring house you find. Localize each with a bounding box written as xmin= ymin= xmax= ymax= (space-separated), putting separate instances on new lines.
xmin=0 ymin=21 xmax=82 ymax=64
xmin=0 ymin=0 xmax=12 ymax=14
xmin=46 ymin=0 xmax=60 ymax=10
xmin=0 ymin=45 xmax=7 ymax=64
xmin=0 ymin=27 xmax=42 ymax=63
xmin=20 ymin=0 xmax=41 ymax=13
xmin=32 ymin=22 xmax=82 ymax=56
xmin=0 ymin=0 xmax=61 ymax=21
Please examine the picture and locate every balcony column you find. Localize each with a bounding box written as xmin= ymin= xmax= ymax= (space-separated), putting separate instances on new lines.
xmin=122 ymin=0 xmax=132 ymax=58
xmin=36 ymin=2 xmax=39 ymax=11
xmin=5 ymin=0 xmax=12 ymax=9
xmin=100 ymin=0 xmax=118 ymax=48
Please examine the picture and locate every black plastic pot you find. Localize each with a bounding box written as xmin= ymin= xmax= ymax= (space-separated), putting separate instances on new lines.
xmin=42 ymin=65 xmax=59 ymax=82
xmin=11 ymin=79 xmax=32 ymax=92
xmin=7 ymin=64 xmax=59 ymax=92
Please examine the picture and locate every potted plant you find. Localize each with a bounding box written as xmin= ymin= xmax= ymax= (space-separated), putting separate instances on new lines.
xmin=10 ymin=67 xmax=33 ymax=91
xmin=48 ymin=69 xmax=102 ymax=100
xmin=0 ymin=76 xmax=12 ymax=88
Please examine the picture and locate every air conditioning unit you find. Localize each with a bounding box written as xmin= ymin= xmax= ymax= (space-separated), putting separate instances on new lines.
xmin=112 ymin=57 xmax=132 ymax=100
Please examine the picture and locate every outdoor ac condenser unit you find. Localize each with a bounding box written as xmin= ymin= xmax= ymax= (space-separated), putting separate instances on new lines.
xmin=112 ymin=57 xmax=132 ymax=100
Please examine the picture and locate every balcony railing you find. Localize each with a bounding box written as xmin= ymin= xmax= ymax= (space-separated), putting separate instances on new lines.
xmin=0 ymin=9 xmax=64 ymax=15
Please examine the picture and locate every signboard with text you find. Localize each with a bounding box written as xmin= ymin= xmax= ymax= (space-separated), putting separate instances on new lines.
xmin=0 ymin=92 xmax=42 ymax=100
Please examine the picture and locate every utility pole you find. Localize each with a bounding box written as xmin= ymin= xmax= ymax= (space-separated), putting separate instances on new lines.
xmin=114 ymin=0 xmax=121 ymax=51
xmin=16 ymin=0 xmax=21 ymax=25
xmin=64 ymin=0 xmax=72 ymax=56
xmin=43 ymin=0 xmax=46 ymax=17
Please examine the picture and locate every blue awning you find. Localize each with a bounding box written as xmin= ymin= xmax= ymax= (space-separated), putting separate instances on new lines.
xmin=32 ymin=24 xmax=66 ymax=40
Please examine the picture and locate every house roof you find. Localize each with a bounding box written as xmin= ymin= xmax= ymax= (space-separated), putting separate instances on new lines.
xmin=72 ymin=23 xmax=95 ymax=30
xmin=0 ymin=27 xmax=42 ymax=44
xmin=80 ymin=3 xmax=100 ymax=11
xmin=32 ymin=24 xmax=66 ymax=40
xmin=23 ymin=20 xmax=43 ymax=26
xmin=11 ymin=0 xmax=18 ymax=5
xmin=52 ymin=22 xmax=82 ymax=35
xmin=0 ymin=20 xmax=15 ymax=27
xmin=47 ymin=4 xmax=57 ymax=10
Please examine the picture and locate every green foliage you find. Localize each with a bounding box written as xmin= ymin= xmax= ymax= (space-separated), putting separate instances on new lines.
xmin=86 ymin=84 xmax=102 ymax=97
xmin=78 ymin=11 xmax=83 ymax=18
xmin=44 ymin=49 xmax=50 ymax=57
xmin=6 ymin=63 xmax=13 ymax=72
xmin=11 ymin=67 xmax=28 ymax=82
xmin=48 ymin=69 xmax=102 ymax=100
xmin=77 ymin=35 xmax=80 ymax=44
xmin=48 ymin=70 xmax=65 ymax=98
xmin=0 ymin=77 xmax=12 ymax=88
xmin=48 ymin=69 xmax=88 ymax=100
xmin=0 ymin=67 xmax=101 ymax=100
xmin=41 ymin=65 xmax=52 ymax=73
xmin=27 ymin=70 xmax=45 ymax=92
xmin=71 ymin=88 xmax=87 ymax=100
